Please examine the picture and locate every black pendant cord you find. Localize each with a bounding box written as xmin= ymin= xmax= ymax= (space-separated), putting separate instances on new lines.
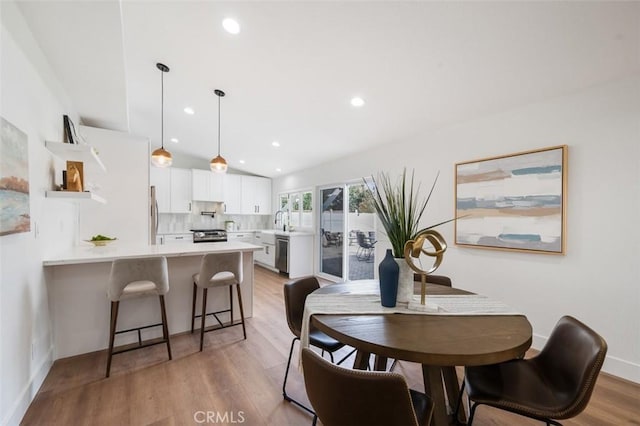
xmin=156 ymin=62 xmax=170 ymax=152
xmin=217 ymin=94 xmax=221 ymax=156
xmin=161 ymin=70 xmax=164 ymax=150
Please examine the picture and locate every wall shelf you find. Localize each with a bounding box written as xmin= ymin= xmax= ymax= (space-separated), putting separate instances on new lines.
xmin=45 ymin=140 xmax=106 ymax=172
xmin=46 ymin=191 xmax=106 ymax=204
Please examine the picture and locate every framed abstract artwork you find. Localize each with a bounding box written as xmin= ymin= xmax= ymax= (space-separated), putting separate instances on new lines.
xmin=0 ymin=117 xmax=31 ymax=236
xmin=455 ymin=145 xmax=567 ymax=254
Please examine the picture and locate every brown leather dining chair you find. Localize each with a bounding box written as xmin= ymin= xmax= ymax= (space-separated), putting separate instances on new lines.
xmin=413 ymin=273 xmax=452 ymax=287
xmin=462 ymin=315 xmax=608 ymax=426
xmin=283 ymin=276 xmax=355 ymax=414
xmin=302 ymin=348 xmax=434 ymax=426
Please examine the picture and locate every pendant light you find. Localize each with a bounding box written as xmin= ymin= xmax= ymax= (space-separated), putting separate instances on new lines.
xmin=151 ymin=63 xmax=172 ymax=167
xmin=210 ymin=89 xmax=228 ymax=173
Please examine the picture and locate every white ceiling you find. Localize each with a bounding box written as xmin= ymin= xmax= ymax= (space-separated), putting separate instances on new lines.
xmin=16 ymin=1 xmax=640 ymax=178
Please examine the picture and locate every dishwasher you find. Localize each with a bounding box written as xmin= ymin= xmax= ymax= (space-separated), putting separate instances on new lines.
xmin=275 ymin=235 xmax=289 ymax=273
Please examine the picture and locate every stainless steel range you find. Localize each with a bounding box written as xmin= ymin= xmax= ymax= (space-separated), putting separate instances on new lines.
xmin=191 ymin=229 xmax=228 ymax=243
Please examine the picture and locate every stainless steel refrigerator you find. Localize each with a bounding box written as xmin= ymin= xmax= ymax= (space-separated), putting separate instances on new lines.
xmin=150 ymin=185 xmax=158 ymax=245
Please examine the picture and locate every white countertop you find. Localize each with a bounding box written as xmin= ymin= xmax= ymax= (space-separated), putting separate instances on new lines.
xmin=258 ymin=229 xmax=314 ymax=237
xmin=43 ymin=241 xmax=262 ymax=266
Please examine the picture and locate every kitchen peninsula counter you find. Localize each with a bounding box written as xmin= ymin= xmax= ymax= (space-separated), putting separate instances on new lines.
xmin=43 ymin=241 xmax=260 ymax=266
xmin=43 ymin=242 xmax=261 ymax=359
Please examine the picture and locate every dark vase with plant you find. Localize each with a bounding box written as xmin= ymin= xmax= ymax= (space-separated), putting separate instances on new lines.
xmin=365 ymin=168 xmax=453 ymax=303
xmin=379 ymin=249 xmax=399 ymax=307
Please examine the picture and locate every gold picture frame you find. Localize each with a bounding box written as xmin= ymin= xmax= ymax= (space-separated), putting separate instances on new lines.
xmin=455 ymin=145 xmax=568 ymax=254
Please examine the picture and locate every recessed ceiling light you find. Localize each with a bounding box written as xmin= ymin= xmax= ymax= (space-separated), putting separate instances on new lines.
xmin=170 ymin=138 xmax=179 ymax=143
xmin=184 ymin=107 xmax=195 ymax=115
xmin=222 ymin=18 xmax=240 ymax=35
xmin=350 ymin=97 xmax=365 ymax=107
xmin=276 ymin=168 xmax=282 ymax=172
xmin=272 ymin=141 xmax=280 ymax=147
xmin=239 ymin=160 xmax=245 ymax=164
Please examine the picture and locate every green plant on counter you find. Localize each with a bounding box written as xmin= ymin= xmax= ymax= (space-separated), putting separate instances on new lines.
xmin=90 ymin=234 xmax=116 ymax=241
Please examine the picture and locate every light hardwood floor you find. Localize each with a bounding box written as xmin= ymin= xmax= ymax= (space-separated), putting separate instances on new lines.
xmin=22 ymin=266 xmax=640 ymax=425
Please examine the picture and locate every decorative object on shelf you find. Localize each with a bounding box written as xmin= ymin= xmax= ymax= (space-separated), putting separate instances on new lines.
xmin=63 ymin=115 xmax=78 ymax=144
xmin=150 ymin=63 xmax=172 ymax=168
xmin=0 ymin=116 xmax=31 ymax=236
xmin=210 ymin=89 xmax=228 ymax=173
xmin=455 ymin=145 xmax=567 ymax=254
xmin=404 ymin=229 xmax=447 ymax=311
xmin=66 ymin=161 xmax=84 ymax=192
xmin=365 ymin=168 xmax=454 ymax=303
xmin=378 ymin=249 xmax=399 ymax=307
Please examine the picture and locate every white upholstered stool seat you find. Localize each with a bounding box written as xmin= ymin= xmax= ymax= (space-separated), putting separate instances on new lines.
xmin=121 ymin=280 xmax=160 ymax=298
xmin=191 ymin=252 xmax=246 ymax=351
xmin=192 ymin=271 xmax=238 ymax=288
xmin=106 ymin=256 xmax=172 ymax=377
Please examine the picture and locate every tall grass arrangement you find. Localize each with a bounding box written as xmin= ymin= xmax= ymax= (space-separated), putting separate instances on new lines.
xmin=365 ymin=168 xmax=452 ymax=258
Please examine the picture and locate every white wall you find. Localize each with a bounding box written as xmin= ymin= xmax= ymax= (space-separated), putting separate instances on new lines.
xmin=78 ymin=126 xmax=149 ymax=245
xmin=1 ymin=3 xmax=80 ymax=424
xmin=273 ymin=75 xmax=640 ymax=382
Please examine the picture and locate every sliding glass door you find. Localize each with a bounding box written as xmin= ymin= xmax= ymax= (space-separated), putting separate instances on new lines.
xmin=318 ymin=182 xmax=376 ymax=281
xmin=319 ymin=186 xmax=344 ymax=279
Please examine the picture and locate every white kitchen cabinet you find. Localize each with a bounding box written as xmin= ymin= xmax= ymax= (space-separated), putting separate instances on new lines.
xmin=222 ymin=174 xmax=242 ymax=214
xmin=241 ymin=176 xmax=271 ymax=215
xmin=170 ymin=168 xmax=192 ymax=213
xmin=192 ymin=169 xmax=223 ymax=202
xmin=150 ymin=167 xmax=192 ymax=213
xmin=288 ymin=233 xmax=314 ymax=278
xmin=156 ymin=233 xmax=192 ymax=245
xmin=227 ymin=231 xmax=255 ymax=244
xmin=253 ymin=232 xmax=276 ymax=268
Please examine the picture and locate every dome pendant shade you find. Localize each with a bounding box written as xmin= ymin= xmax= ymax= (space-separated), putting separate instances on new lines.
xmin=210 ymin=155 xmax=228 ymax=173
xmin=151 ymin=147 xmax=173 ymax=168
xmin=210 ymin=89 xmax=228 ymax=173
xmin=152 ymin=62 xmax=172 ymax=167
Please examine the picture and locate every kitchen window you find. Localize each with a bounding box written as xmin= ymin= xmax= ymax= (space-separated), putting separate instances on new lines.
xmin=278 ymin=190 xmax=313 ymax=230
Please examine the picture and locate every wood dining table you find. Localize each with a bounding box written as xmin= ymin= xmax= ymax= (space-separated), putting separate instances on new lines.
xmin=310 ymin=280 xmax=532 ymax=426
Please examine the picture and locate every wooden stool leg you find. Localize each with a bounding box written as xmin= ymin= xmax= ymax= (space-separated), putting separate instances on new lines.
xmin=106 ymin=301 xmax=119 ymax=378
xmin=159 ymin=295 xmax=172 ymax=360
xmin=191 ymin=282 xmax=198 ymax=333
xmin=235 ymin=284 xmax=247 ymax=339
xmin=200 ymin=287 xmax=208 ymax=351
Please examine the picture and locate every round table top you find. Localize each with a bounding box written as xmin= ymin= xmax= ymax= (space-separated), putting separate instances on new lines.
xmin=312 ymin=280 xmax=532 ymax=366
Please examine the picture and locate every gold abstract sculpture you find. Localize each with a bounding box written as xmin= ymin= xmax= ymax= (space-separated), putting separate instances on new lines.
xmin=403 ymin=229 xmax=447 ymax=305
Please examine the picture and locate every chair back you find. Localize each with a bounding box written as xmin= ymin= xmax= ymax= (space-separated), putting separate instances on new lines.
xmin=356 ymin=232 xmax=370 ymax=249
xmin=196 ymin=252 xmax=243 ymax=287
xmin=413 ymin=274 xmax=452 ymax=287
xmin=535 ymin=315 xmax=608 ymax=419
xmin=302 ymin=348 xmax=424 ymax=426
xmin=283 ymin=276 xmax=320 ymax=338
xmin=108 ymin=256 xmax=169 ymax=301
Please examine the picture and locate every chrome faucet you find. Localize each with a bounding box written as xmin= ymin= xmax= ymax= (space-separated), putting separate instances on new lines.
xmin=274 ymin=210 xmax=286 ymax=231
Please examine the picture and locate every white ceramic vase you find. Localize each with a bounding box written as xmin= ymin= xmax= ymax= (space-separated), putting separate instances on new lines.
xmin=394 ymin=258 xmax=414 ymax=303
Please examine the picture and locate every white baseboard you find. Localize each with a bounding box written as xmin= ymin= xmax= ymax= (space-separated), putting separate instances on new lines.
xmin=533 ymin=333 xmax=639 ymax=384
xmin=2 ymin=346 xmax=53 ymax=426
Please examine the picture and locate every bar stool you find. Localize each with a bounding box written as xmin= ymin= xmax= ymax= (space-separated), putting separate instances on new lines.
xmin=106 ymin=256 xmax=172 ymax=377
xmin=191 ymin=252 xmax=246 ymax=351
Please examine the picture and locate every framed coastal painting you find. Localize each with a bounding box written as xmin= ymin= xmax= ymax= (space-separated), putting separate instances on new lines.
xmin=455 ymin=145 xmax=567 ymax=254
xmin=0 ymin=117 xmax=31 ymax=236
